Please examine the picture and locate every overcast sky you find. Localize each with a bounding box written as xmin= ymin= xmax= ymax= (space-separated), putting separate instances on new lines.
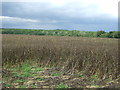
xmin=1 ymin=0 xmax=119 ymax=31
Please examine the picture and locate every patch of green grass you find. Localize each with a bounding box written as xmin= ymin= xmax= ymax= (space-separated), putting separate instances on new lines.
xmin=3 ymin=77 xmax=9 ymax=81
xmin=33 ymin=67 xmax=43 ymax=72
xmin=104 ymin=78 xmax=112 ymax=83
xmin=11 ymin=72 xmax=18 ymax=75
xmin=56 ymin=83 xmax=70 ymax=88
xmin=79 ymin=74 xmax=85 ymax=78
xmin=12 ymin=71 xmax=32 ymax=78
xmin=90 ymin=75 xmax=99 ymax=81
xmin=90 ymin=84 xmax=100 ymax=88
xmin=18 ymin=85 xmax=26 ymax=88
xmin=5 ymin=63 xmax=32 ymax=72
xmin=30 ymin=85 xmax=36 ymax=88
xmin=21 ymin=64 xmax=31 ymax=72
xmin=11 ymin=67 xmax=20 ymax=71
xmin=19 ymin=72 xmax=32 ymax=77
xmin=35 ymin=77 xmax=45 ymax=81
xmin=31 ymin=73 xmax=38 ymax=77
xmin=51 ymin=73 xmax=61 ymax=76
xmin=3 ymin=83 xmax=13 ymax=88
xmin=13 ymin=79 xmax=27 ymax=83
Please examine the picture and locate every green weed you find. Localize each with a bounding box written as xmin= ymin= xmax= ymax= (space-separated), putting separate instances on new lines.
xmin=35 ymin=77 xmax=44 ymax=81
xmin=51 ymin=73 xmax=61 ymax=76
xmin=31 ymin=73 xmax=38 ymax=77
xmin=3 ymin=83 xmax=13 ymax=88
xmin=33 ymin=67 xmax=43 ymax=72
xmin=79 ymin=74 xmax=85 ymax=78
xmin=90 ymin=84 xmax=100 ymax=88
xmin=90 ymin=75 xmax=99 ymax=81
xmin=30 ymin=85 xmax=36 ymax=88
xmin=21 ymin=64 xmax=31 ymax=72
xmin=56 ymin=83 xmax=70 ymax=88
xmin=18 ymin=85 xmax=26 ymax=88
xmin=18 ymin=72 xmax=32 ymax=77
xmin=13 ymin=79 xmax=27 ymax=83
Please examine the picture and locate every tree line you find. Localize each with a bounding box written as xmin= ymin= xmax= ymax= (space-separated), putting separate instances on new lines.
xmin=1 ymin=28 xmax=120 ymax=38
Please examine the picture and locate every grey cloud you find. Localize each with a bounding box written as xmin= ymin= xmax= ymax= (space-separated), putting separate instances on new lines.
xmin=1 ymin=2 xmax=117 ymax=31
xmin=2 ymin=20 xmax=117 ymax=31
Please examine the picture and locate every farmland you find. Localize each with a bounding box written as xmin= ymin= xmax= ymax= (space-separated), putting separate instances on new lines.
xmin=2 ymin=34 xmax=120 ymax=88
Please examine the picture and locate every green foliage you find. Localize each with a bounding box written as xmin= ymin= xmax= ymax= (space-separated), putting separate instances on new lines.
xmin=100 ymin=33 xmax=109 ymax=38
xmin=13 ymin=79 xmax=27 ymax=83
xmin=90 ymin=75 xmax=99 ymax=81
xmin=97 ymin=30 xmax=106 ymax=37
xmin=18 ymin=85 xmax=26 ymax=88
xmin=1 ymin=28 xmax=120 ymax=38
xmin=79 ymin=74 xmax=85 ymax=78
xmin=51 ymin=73 xmax=61 ymax=76
xmin=2 ymin=63 xmax=46 ymax=88
xmin=3 ymin=84 xmax=13 ymax=88
xmin=33 ymin=67 xmax=43 ymax=72
xmin=20 ymin=64 xmax=31 ymax=72
xmin=30 ymin=85 xmax=36 ymax=88
xmin=35 ymin=77 xmax=45 ymax=81
xmin=18 ymin=72 xmax=32 ymax=77
xmin=108 ymin=31 xmax=120 ymax=38
xmin=56 ymin=83 xmax=70 ymax=88
xmin=90 ymin=84 xmax=100 ymax=88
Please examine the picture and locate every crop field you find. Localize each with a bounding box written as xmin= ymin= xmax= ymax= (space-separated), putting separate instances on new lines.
xmin=2 ymin=34 xmax=120 ymax=88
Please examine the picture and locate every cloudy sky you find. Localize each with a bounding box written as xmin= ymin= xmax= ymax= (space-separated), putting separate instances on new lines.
xmin=1 ymin=0 xmax=119 ymax=31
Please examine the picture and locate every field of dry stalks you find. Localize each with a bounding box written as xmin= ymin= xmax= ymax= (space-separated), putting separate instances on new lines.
xmin=2 ymin=34 xmax=120 ymax=88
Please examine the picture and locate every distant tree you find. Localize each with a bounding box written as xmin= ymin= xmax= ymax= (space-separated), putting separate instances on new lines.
xmin=2 ymin=28 xmax=119 ymax=38
xmin=112 ymin=31 xmax=120 ymax=38
xmin=100 ymin=33 xmax=109 ymax=38
xmin=97 ymin=30 xmax=106 ymax=37
xmin=107 ymin=31 xmax=114 ymax=38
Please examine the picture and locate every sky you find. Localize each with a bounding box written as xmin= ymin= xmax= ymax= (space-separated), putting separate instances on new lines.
xmin=0 ymin=0 xmax=119 ymax=31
